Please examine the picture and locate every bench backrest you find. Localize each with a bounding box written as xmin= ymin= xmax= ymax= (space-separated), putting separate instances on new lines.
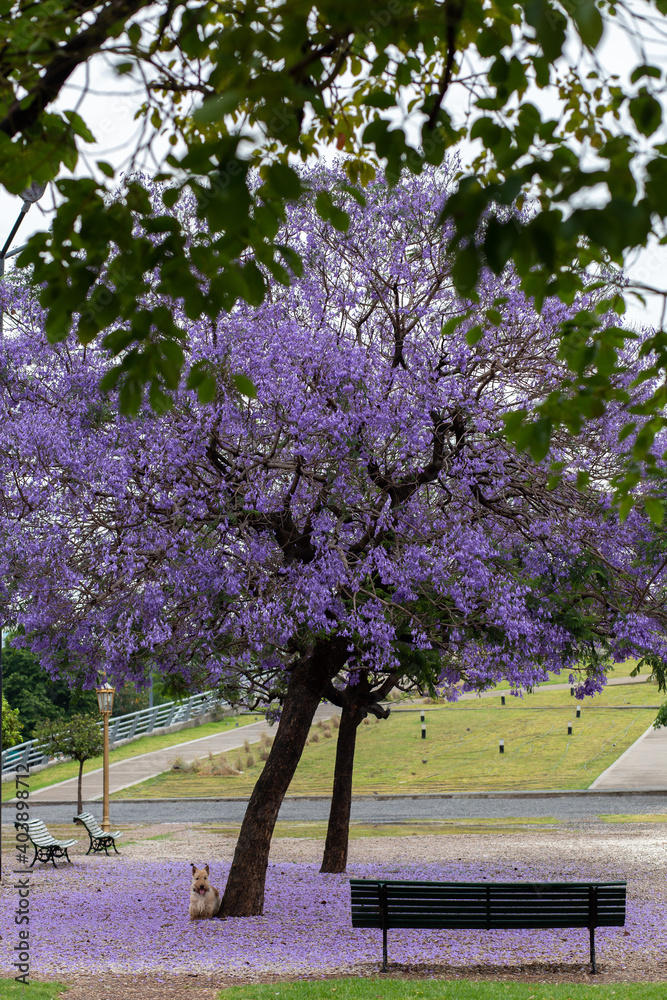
xmin=18 ymin=820 xmax=56 ymax=845
xmin=350 ymin=879 xmax=627 ymax=930
xmin=75 ymin=812 xmax=104 ymax=835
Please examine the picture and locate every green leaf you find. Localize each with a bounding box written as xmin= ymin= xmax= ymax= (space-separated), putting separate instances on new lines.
xmin=315 ymin=191 xmax=350 ymax=233
xmin=275 ymin=244 xmax=304 ymax=277
xmin=96 ymin=161 xmax=115 ymax=178
xmin=645 ymin=498 xmax=664 ymax=525
xmin=193 ymin=91 xmax=242 ymax=123
xmin=64 ymin=111 xmax=95 ymax=144
xmin=451 ymin=245 xmax=480 ymax=295
xmin=465 ymin=324 xmax=483 ymax=346
xmin=618 ymin=495 xmax=634 ymax=522
xmin=241 ymin=261 xmax=266 ymax=306
xmin=232 ymin=373 xmax=257 ymax=398
xmin=197 ymin=375 xmax=217 ymax=404
xmin=127 ymin=22 xmax=142 ymax=46
xmin=441 ymin=315 xmax=467 ymax=337
xmin=149 ymin=383 xmax=172 ymax=414
xmin=362 ymin=91 xmax=396 ymax=109
xmin=630 ymin=65 xmax=661 ymax=83
xmin=528 ymin=418 xmax=552 ymax=463
xmin=572 ymin=0 xmax=603 ymax=49
xmin=265 ymin=162 xmax=302 ymax=200
xmin=503 ymin=409 xmax=527 ymax=436
xmin=629 ymin=89 xmax=662 ymax=136
xmin=119 ymin=378 xmax=142 ymax=416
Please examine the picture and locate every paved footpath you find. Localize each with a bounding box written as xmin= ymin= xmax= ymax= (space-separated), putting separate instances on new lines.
xmin=590 ymin=720 xmax=667 ymax=790
xmin=24 ymin=702 xmax=339 ymax=804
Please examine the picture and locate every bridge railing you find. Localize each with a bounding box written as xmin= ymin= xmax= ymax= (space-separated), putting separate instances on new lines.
xmin=1 ymin=689 xmax=228 ymax=777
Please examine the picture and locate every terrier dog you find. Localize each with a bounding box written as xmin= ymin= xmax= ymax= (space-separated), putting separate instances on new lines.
xmin=189 ymin=863 xmax=220 ymax=920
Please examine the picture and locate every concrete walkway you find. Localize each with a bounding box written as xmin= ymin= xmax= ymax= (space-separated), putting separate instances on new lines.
xmin=589 ymin=721 xmax=667 ymax=790
xmin=27 ymin=703 xmax=340 ymax=804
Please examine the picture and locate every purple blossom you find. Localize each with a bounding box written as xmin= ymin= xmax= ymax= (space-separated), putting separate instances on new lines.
xmin=0 ymin=858 xmax=660 ymax=975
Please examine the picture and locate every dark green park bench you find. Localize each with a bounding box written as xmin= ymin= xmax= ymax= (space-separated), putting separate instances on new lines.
xmin=350 ymin=878 xmax=627 ymax=974
xmin=15 ymin=819 xmax=78 ymax=868
xmin=73 ymin=812 xmax=123 ymax=855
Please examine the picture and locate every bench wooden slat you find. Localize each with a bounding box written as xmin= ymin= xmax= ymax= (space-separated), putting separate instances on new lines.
xmin=350 ymin=878 xmax=626 ymax=973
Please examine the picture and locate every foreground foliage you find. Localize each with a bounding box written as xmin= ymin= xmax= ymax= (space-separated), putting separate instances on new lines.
xmin=3 ymin=1 xmax=667 ymax=490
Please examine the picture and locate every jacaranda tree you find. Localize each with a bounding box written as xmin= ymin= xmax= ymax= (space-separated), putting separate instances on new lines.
xmin=1 ymin=168 xmax=666 ymax=913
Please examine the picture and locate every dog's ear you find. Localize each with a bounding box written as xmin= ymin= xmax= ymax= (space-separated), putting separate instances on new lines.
xmin=205 ymin=864 xmax=210 ymax=874
xmin=191 ymin=863 xmax=197 ymax=875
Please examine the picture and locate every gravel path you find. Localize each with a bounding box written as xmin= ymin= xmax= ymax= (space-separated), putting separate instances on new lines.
xmin=4 ymin=820 xmax=665 ymax=998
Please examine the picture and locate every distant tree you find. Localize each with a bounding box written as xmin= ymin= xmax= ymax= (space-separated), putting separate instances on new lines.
xmin=1 ymin=644 xmax=172 ymax=737
xmin=2 ymin=695 xmax=22 ymax=748
xmin=34 ymin=715 xmax=104 ymax=814
xmin=1 ymin=646 xmax=97 ymax=738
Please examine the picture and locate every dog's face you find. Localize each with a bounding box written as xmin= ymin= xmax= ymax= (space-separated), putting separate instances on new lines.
xmin=190 ymin=864 xmax=211 ymax=896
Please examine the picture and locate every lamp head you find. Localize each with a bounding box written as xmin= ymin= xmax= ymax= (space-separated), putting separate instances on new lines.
xmin=20 ymin=182 xmax=47 ymax=205
xmin=96 ymin=681 xmax=115 ymax=714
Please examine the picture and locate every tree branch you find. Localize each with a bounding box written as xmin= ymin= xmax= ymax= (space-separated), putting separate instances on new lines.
xmin=0 ymin=0 xmax=150 ymax=139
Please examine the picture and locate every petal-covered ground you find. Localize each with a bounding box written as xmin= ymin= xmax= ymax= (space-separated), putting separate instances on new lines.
xmin=1 ymin=849 xmax=665 ymax=978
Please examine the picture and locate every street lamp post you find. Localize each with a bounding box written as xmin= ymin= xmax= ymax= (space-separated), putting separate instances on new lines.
xmin=0 ymin=181 xmax=46 ymax=880
xmin=95 ymin=682 xmax=115 ymax=833
xmin=0 ymin=181 xmax=47 ymax=340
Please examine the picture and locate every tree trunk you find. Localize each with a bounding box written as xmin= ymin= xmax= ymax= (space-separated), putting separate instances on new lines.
xmin=77 ymin=759 xmax=84 ymax=815
xmin=320 ymin=700 xmax=364 ymax=873
xmin=218 ymin=638 xmax=348 ymax=917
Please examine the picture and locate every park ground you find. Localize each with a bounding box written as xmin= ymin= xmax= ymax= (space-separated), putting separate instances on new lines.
xmin=1 ymin=667 xmax=665 ymax=998
xmin=1 ymin=816 xmax=666 ymax=998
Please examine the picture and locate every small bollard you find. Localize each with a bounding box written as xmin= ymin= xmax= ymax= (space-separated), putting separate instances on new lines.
xmin=501 ymin=695 xmax=505 ymax=706
xmin=568 ymin=722 xmax=573 ymax=735
xmin=499 ymin=739 xmax=504 ymax=754
xmin=570 ymin=687 xmax=575 ymax=696
xmin=576 ymin=707 xmax=581 ymax=719
xmin=421 ymin=720 xmax=426 ymax=740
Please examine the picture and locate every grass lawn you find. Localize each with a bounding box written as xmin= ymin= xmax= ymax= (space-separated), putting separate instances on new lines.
xmin=1 ymin=712 xmax=257 ymax=802
xmin=217 ymin=978 xmax=665 ymax=1000
xmin=0 ymin=980 xmax=68 ymax=998
xmin=117 ymin=681 xmax=661 ymax=798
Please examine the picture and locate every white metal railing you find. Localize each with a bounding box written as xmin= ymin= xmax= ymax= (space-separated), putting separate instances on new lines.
xmin=1 ymin=689 xmax=227 ymax=776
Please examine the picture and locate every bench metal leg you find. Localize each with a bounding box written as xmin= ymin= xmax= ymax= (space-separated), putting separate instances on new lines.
xmin=382 ymin=926 xmax=388 ymax=973
xmin=589 ymin=927 xmax=597 ymax=974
